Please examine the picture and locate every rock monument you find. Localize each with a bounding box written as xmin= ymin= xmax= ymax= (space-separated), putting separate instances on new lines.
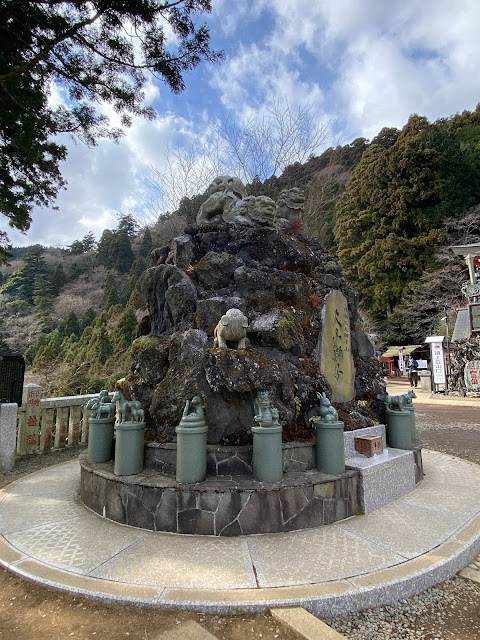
xmin=130 ymin=176 xmax=384 ymax=445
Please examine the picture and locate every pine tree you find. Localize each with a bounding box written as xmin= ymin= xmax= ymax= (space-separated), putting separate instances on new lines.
xmin=139 ymin=228 xmax=154 ymax=258
xmin=110 ymin=229 xmax=135 ymax=273
xmin=104 ymin=274 xmax=119 ymax=309
xmin=81 ymin=308 xmax=96 ymax=331
xmin=51 ymin=263 xmax=67 ymax=294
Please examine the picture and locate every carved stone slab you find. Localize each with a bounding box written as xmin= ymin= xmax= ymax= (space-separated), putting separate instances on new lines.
xmin=318 ymin=290 xmax=355 ymax=403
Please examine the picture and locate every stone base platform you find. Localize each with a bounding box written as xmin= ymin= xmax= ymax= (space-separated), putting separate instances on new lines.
xmin=346 ymin=448 xmax=416 ymax=513
xmin=80 ymin=455 xmax=360 ymax=536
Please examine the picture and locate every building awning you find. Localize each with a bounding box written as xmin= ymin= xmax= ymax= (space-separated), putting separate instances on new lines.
xmin=380 ymin=345 xmax=423 ymax=358
xmin=451 ymin=243 xmax=480 ymax=256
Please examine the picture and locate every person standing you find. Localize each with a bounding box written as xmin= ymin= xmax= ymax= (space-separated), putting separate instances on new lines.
xmin=407 ymin=357 xmax=419 ymax=388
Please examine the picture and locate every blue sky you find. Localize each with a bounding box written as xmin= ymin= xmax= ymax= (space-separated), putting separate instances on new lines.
xmin=7 ymin=0 xmax=480 ymax=249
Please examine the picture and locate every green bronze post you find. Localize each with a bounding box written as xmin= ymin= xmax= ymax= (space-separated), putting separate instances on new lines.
xmin=252 ymin=391 xmax=283 ymax=482
xmin=86 ymin=391 xmax=115 ymax=463
xmin=111 ymin=388 xmax=146 ymax=475
xmin=114 ymin=421 xmax=146 ymax=475
xmin=386 ymin=408 xmax=412 ymax=449
xmin=312 ymin=392 xmax=345 ymax=475
xmin=176 ymin=396 xmax=208 ymax=484
xmin=403 ymin=404 xmax=416 ymax=442
xmin=385 ymin=392 xmax=414 ymax=450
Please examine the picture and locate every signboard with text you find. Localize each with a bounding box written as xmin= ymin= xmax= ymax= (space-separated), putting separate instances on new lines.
xmin=430 ymin=342 xmax=446 ymax=385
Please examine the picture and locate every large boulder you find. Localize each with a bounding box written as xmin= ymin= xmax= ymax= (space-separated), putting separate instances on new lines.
xmin=130 ymin=213 xmax=385 ymax=444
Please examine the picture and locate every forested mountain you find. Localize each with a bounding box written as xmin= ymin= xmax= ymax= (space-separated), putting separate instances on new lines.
xmin=1 ymin=105 xmax=479 ymax=394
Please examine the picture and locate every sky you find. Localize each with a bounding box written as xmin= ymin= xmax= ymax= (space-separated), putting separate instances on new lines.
xmin=7 ymin=0 xmax=480 ymax=249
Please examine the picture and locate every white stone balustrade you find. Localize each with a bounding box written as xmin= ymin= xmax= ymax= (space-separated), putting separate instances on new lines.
xmin=15 ymin=384 xmax=101 ymax=455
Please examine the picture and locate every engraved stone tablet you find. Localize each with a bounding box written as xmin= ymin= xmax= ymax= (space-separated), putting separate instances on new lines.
xmin=318 ymin=290 xmax=355 ymax=403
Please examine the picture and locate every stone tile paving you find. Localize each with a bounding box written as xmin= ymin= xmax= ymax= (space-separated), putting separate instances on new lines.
xmin=90 ymin=535 xmax=257 ymax=590
xmin=8 ymin=515 xmax=147 ymax=574
xmin=336 ymin=500 xmax=465 ymax=558
xmin=246 ymin=526 xmax=404 ymax=588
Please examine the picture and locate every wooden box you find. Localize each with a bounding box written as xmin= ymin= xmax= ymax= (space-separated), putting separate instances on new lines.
xmin=354 ymin=435 xmax=384 ymax=457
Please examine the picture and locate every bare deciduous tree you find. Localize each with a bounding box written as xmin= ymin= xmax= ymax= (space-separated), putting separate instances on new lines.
xmin=218 ymin=99 xmax=334 ymax=184
xmin=144 ymin=100 xmax=334 ymax=220
xmin=145 ymin=139 xmax=226 ymax=221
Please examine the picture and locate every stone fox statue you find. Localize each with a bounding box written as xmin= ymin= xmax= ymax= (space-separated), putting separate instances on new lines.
xmin=214 ymin=308 xmax=248 ymax=349
xmin=385 ymin=389 xmax=416 ymax=411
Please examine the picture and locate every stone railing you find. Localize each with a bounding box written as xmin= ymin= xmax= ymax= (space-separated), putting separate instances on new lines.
xmin=16 ymin=383 xmax=101 ymax=455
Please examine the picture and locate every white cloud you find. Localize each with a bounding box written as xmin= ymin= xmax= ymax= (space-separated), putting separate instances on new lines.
xmin=10 ymin=0 xmax=480 ymax=248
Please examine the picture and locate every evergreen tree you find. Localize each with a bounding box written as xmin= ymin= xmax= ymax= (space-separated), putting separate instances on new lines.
xmin=139 ymin=228 xmax=154 ymax=258
xmin=51 ymin=263 xmax=67 ymax=294
xmin=117 ymin=214 xmax=140 ymax=238
xmin=24 ymin=333 xmax=50 ymax=365
xmin=110 ymin=229 xmax=135 ymax=273
xmin=68 ymin=240 xmax=85 ymax=255
xmin=33 ymin=275 xmax=55 ymax=325
xmin=111 ymin=308 xmax=137 ymax=353
xmin=127 ymin=288 xmax=147 ymax=310
xmin=81 ymin=231 xmax=97 ymax=252
xmin=59 ymin=311 xmax=81 ymax=338
xmin=1 ymin=245 xmax=48 ymax=304
xmin=126 ymin=257 xmax=148 ymax=301
xmin=104 ymin=274 xmax=119 ymax=309
xmin=86 ymin=312 xmax=113 ymax=367
xmin=81 ymin=308 xmax=96 ymax=331
xmin=335 ymin=113 xmax=480 ymax=317
xmin=97 ymin=229 xmax=115 ymax=268
xmin=0 ymin=330 xmax=13 ymax=354
xmin=0 ymin=1 xmax=222 ymax=261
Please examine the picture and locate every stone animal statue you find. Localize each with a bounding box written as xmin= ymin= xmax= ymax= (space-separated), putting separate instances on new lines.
xmin=385 ymin=390 xmax=416 ymax=411
xmin=231 ymin=195 xmax=278 ymax=225
xmin=276 ymin=188 xmax=305 ymax=221
xmin=196 ymin=176 xmax=247 ymax=223
xmin=316 ymin=391 xmax=338 ymax=423
xmin=111 ymin=389 xmax=144 ymax=423
xmin=86 ymin=390 xmax=115 ymax=420
xmin=214 ymin=308 xmax=248 ymax=349
xmin=254 ymin=389 xmax=273 ymax=427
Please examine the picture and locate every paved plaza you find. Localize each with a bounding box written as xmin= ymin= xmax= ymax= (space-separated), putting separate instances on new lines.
xmin=0 ymin=448 xmax=479 ymax=617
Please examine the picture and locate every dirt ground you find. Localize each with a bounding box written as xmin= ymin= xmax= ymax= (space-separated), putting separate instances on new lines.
xmin=0 ymin=392 xmax=479 ymax=640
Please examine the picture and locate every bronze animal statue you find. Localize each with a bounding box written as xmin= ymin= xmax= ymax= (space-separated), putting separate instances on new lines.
xmin=315 ymin=391 xmax=338 ymax=423
xmin=385 ymin=389 xmax=416 ymax=411
xmin=254 ymin=389 xmax=273 ymax=427
xmin=86 ymin=390 xmax=115 ymax=420
xmin=111 ymin=389 xmax=144 ymax=423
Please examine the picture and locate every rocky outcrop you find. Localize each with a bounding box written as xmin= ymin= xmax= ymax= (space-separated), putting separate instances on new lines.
xmin=132 ymin=218 xmax=385 ymax=444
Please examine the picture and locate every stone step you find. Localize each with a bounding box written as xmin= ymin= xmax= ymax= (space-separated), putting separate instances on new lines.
xmin=152 ymin=619 xmax=218 ymax=640
xmin=271 ymin=607 xmax=347 ymax=640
